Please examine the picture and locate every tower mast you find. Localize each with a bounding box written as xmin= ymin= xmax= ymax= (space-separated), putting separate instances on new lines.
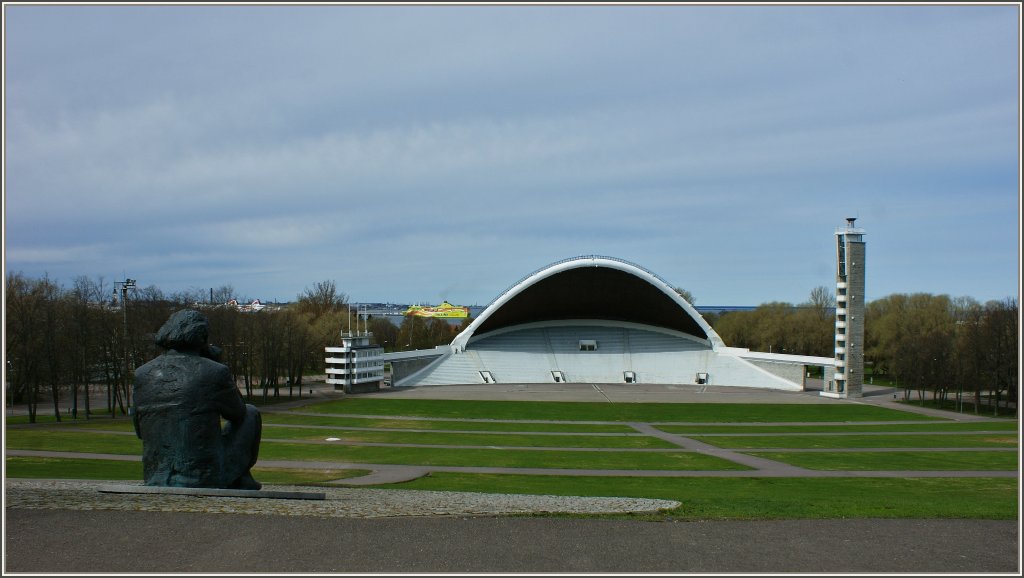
xmin=823 ymin=218 xmax=866 ymax=399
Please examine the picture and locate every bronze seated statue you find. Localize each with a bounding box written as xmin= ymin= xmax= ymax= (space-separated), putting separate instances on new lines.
xmin=133 ymin=309 xmax=262 ymax=490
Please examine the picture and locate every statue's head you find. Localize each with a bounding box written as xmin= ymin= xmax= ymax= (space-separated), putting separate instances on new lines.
xmin=156 ymin=310 xmax=209 ymax=352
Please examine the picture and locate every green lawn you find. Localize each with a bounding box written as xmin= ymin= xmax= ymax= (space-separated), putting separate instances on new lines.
xmin=690 ymin=434 xmax=1018 ymax=449
xmin=4 ymin=456 xmax=369 ymax=484
xmin=899 ymin=398 xmax=1019 ymax=419
xmin=388 ymin=473 xmax=1018 ymax=520
xmin=256 ymin=442 xmax=752 ymax=471
xmin=6 ymin=429 xmax=141 ymax=455
xmin=745 ymin=450 xmax=1019 ymax=471
xmin=5 ymin=427 xmax=748 ymax=470
xmin=262 ymin=426 xmax=676 ymax=449
xmin=297 ymin=399 xmax=939 ymax=423
xmin=6 ymin=396 xmax=1017 ymax=521
xmin=263 ymin=412 xmax=637 ymax=433
xmin=658 ymin=421 xmax=1018 ymax=434
xmin=9 ymin=415 xmax=640 ymax=435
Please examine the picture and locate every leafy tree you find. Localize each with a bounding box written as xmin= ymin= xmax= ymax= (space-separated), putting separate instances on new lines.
xmin=674 ymin=287 xmax=696 ymax=304
xmin=367 ymin=317 xmax=400 ymax=352
xmin=978 ymin=298 xmax=1018 ymax=415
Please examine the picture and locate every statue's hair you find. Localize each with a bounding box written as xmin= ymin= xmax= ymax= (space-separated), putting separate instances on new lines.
xmin=155 ymin=310 xmax=209 ymax=351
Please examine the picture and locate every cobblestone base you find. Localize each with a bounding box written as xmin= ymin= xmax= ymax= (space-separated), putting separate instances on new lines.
xmin=5 ymin=479 xmax=679 ymax=519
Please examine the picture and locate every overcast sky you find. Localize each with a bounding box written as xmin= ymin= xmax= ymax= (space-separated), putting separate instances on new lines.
xmin=4 ymin=3 xmax=1020 ymax=307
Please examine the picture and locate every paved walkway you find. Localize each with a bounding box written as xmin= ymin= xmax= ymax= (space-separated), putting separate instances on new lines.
xmin=7 ymin=509 xmax=1017 ymax=573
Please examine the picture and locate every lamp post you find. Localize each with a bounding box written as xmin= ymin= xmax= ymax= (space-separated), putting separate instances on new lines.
xmin=114 ymin=278 xmax=136 ymax=413
xmin=6 ymin=360 xmax=13 ymax=416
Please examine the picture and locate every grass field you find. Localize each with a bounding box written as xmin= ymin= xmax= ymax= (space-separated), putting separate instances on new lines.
xmin=689 ymin=433 xmax=1018 ymax=449
xmin=745 ymin=450 xmax=1018 ymax=471
xmin=296 ymin=398 xmax=939 ymax=422
xmin=260 ymin=426 xmax=679 ymax=448
xmin=5 ymin=397 xmax=1018 ymax=521
xmin=657 ymin=421 xmax=1019 ymax=434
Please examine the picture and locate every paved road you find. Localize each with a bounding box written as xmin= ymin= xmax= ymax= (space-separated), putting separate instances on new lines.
xmin=4 ymin=509 xmax=1018 ymax=573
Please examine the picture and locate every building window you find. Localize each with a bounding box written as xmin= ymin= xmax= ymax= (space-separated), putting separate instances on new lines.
xmin=579 ymin=340 xmax=597 ymax=351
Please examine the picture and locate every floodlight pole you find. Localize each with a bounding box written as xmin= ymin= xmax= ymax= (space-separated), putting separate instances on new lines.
xmin=115 ymin=278 xmax=136 ymax=412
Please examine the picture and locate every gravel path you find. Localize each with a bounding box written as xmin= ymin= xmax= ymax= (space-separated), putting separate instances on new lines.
xmin=4 ymin=478 xmax=680 ymax=518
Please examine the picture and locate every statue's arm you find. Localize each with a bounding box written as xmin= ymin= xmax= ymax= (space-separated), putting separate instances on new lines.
xmin=133 ymin=410 xmax=142 ymax=439
xmin=214 ymin=365 xmax=247 ymax=425
xmin=132 ymin=369 xmax=144 ymax=438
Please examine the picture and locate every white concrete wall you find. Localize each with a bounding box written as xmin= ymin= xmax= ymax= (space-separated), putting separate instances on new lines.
xmin=398 ymin=321 xmax=802 ymax=391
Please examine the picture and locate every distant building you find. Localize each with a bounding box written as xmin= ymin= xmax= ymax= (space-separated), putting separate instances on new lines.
xmin=326 ymin=332 xmax=384 ymax=393
xmin=822 ymin=218 xmax=866 ymax=399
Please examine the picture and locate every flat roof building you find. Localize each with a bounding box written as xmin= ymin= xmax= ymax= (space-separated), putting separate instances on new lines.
xmin=326 ymin=332 xmax=384 ymax=394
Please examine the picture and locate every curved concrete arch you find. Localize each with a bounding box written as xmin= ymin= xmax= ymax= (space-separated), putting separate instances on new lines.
xmin=450 ymin=256 xmax=725 ymax=352
xmin=466 ymin=319 xmax=713 ymax=349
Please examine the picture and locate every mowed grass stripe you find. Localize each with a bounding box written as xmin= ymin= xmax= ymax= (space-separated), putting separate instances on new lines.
xmin=257 ymin=442 xmax=751 ymax=470
xmin=690 ymin=434 xmax=1018 ymax=449
xmin=657 ymin=422 xmax=1018 ymax=434
xmin=264 ymin=413 xmax=637 ymax=433
xmin=744 ymin=451 xmax=1018 ymax=471
xmin=5 ymin=423 xmax=674 ymax=450
xmin=393 ymin=473 xmax=1018 ymax=520
xmin=4 ymin=429 xmax=748 ymax=470
xmin=4 ymin=456 xmax=369 ymax=484
xmin=263 ymin=427 xmax=677 ymax=449
xmin=6 ymin=457 xmax=1015 ymax=520
xmin=6 ymin=429 xmax=141 ymax=455
xmin=8 ymin=416 xmax=639 ymax=435
xmin=299 ymin=399 xmax=938 ymax=423
xmin=27 ymin=417 xmax=1013 ymax=436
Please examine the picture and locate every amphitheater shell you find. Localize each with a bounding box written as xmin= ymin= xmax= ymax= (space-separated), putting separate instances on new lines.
xmin=396 ymin=256 xmax=808 ymax=390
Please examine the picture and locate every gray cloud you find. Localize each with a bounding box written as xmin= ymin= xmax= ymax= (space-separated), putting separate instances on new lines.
xmin=4 ymin=4 xmax=1019 ymax=305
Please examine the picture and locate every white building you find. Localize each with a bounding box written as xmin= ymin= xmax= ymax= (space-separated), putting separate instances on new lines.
xmin=394 ymin=256 xmax=833 ymax=390
xmin=326 ymin=332 xmax=384 ymax=393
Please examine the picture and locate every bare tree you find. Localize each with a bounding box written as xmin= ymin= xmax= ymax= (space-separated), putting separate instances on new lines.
xmin=296 ymin=280 xmax=348 ymax=321
xmin=211 ymin=285 xmax=236 ymax=305
xmin=67 ymin=276 xmax=107 ymax=419
xmin=808 ymin=286 xmax=836 ymax=320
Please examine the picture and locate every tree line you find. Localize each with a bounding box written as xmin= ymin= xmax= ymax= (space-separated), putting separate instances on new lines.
xmin=5 ymin=273 xmax=1018 ymax=421
xmin=4 ymin=274 xmax=467 ymax=423
xmin=708 ymin=287 xmax=1018 ymax=415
